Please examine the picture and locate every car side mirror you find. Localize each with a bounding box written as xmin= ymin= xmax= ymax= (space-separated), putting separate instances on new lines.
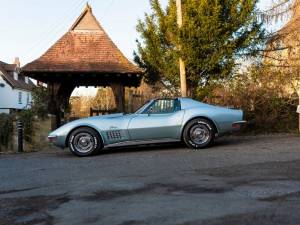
xmin=148 ymin=107 xmax=153 ymax=116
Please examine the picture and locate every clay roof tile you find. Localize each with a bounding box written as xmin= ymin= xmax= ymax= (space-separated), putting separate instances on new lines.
xmin=22 ymin=5 xmax=142 ymax=74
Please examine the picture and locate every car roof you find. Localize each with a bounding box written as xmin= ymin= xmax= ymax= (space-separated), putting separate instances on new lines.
xmin=153 ymin=97 xmax=179 ymax=100
xmin=151 ymin=97 xmax=207 ymax=110
xmin=179 ymin=98 xmax=209 ymax=109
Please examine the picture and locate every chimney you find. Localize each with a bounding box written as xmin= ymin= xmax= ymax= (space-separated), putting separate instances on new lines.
xmin=37 ymin=81 xmax=44 ymax=87
xmin=14 ymin=57 xmax=20 ymax=68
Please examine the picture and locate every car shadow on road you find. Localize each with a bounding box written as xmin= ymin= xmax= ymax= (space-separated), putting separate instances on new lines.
xmin=101 ymin=142 xmax=186 ymax=155
xmin=51 ymin=142 xmax=185 ymax=158
xmin=213 ymin=135 xmax=254 ymax=147
xmin=99 ymin=135 xmax=258 ymax=156
xmin=55 ymin=136 xmax=255 ymax=158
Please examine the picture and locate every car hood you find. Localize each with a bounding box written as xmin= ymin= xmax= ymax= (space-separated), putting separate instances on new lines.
xmin=73 ymin=113 xmax=125 ymax=122
xmin=49 ymin=113 xmax=133 ymax=137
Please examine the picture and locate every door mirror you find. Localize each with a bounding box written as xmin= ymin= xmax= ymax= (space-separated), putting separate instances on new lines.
xmin=148 ymin=107 xmax=153 ymax=116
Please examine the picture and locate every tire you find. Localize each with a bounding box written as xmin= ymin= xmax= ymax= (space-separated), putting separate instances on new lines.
xmin=68 ymin=127 xmax=103 ymax=157
xmin=183 ymin=118 xmax=215 ymax=149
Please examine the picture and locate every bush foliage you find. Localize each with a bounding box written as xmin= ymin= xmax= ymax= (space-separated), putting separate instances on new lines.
xmin=17 ymin=110 xmax=35 ymax=143
xmin=0 ymin=114 xmax=14 ymax=151
xmin=201 ymin=65 xmax=299 ymax=132
xmin=0 ymin=86 xmax=50 ymax=152
xmin=31 ymin=86 xmax=49 ymax=119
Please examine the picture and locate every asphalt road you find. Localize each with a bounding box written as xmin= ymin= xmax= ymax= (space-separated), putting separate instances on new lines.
xmin=1 ymin=135 xmax=300 ymax=225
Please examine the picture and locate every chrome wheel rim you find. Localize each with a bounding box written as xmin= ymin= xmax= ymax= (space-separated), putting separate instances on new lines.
xmin=190 ymin=124 xmax=210 ymax=145
xmin=73 ymin=132 xmax=95 ymax=153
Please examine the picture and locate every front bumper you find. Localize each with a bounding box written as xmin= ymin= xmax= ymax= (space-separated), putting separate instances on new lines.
xmin=48 ymin=135 xmax=57 ymax=143
xmin=48 ymin=135 xmax=59 ymax=146
xmin=48 ymin=135 xmax=66 ymax=148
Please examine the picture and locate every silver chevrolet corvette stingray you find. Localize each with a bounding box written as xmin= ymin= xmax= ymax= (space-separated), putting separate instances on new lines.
xmin=48 ymin=98 xmax=246 ymax=156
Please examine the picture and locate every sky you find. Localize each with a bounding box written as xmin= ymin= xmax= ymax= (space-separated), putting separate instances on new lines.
xmin=0 ymin=0 xmax=279 ymax=96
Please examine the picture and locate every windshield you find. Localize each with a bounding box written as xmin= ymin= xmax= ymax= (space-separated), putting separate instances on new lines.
xmin=134 ymin=100 xmax=152 ymax=114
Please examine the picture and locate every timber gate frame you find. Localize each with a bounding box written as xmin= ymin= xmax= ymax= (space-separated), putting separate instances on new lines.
xmin=22 ymin=4 xmax=142 ymax=129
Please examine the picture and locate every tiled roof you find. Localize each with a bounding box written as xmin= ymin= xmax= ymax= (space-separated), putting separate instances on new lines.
xmin=271 ymin=3 xmax=300 ymax=39
xmin=0 ymin=61 xmax=35 ymax=91
xmin=22 ymin=5 xmax=142 ymax=74
xmin=0 ymin=62 xmax=17 ymax=72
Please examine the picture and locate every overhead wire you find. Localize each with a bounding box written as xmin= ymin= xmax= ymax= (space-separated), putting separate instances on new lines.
xmin=24 ymin=0 xmax=87 ymax=61
xmin=23 ymin=0 xmax=85 ymax=58
xmin=101 ymin=0 xmax=115 ymax=20
xmin=28 ymin=0 xmax=87 ymax=58
xmin=24 ymin=0 xmax=117 ymax=63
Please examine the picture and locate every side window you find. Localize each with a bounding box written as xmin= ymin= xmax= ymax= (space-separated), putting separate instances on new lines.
xmin=147 ymin=99 xmax=181 ymax=114
xmin=27 ymin=93 xmax=30 ymax=104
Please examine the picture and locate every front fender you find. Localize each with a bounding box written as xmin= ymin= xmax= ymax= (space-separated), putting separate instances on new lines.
xmin=48 ymin=114 xmax=135 ymax=148
xmin=48 ymin=120 xmax=104 ymax=148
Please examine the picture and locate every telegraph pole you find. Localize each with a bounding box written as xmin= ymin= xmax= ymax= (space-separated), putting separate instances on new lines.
xmin=176 ymin=0 xmax=187 ymax=97
xmin=298 ymin=94 xmax=300 ymax=132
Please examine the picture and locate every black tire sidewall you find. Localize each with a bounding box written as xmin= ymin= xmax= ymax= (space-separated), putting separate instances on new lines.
xmin=69 ymin=127 xmax=102 ymax=157
xmin=183 ymin=119 xmax=215 ymax=149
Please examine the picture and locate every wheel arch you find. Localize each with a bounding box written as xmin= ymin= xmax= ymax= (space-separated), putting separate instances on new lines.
xmin=65 ymin=125 xmax=104 ymax=147
xmin=181 ymin=116 xmax=219 ymax=140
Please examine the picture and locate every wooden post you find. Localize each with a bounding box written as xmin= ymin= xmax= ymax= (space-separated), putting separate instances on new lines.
xmin=176 ymin=0 xmax=187 ymax=97
xmin=128 ymin=89 xmax=134 ymax=113
xmin=17 ymin=120 xmax=24 ymax=152
xmin=298 ymin=95 xmax=300 ymax=132
xmin=49 ymin=114 xmax=57 ymax=132
xmin=47 ymin=82 xmax=75 ymax=129
xmin=111 ymin=83 xmax=125 ymax=112
xmin=179 ymin=58 xmax=187 ymax=97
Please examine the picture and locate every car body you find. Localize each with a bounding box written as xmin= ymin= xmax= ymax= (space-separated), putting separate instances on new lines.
xmin=48 ymin=98 xmax=246 ymax=156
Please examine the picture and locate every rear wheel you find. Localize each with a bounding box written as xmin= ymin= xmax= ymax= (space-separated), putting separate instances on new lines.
xmin=183 ymin=118 xmax=215 ymax=149
xmin=68 ymin=127 xmax=103 ymax=157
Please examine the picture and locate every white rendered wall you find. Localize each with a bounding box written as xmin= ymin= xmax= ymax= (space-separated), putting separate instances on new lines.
xmin=0 ymin=76 xmax=32 ymax=113
xmin=0 ymin=109 xmax=9 ymax=114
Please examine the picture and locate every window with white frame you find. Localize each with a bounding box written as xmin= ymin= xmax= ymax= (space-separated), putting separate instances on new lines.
xmin=18 ymin=92 xmax=22 ymax=104
xmin=27 ymin=93 xmax=30 ymax=105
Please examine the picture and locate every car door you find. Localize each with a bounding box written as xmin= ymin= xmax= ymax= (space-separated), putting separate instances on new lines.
xmin=128 ymin=99 xmax=184 ymax=140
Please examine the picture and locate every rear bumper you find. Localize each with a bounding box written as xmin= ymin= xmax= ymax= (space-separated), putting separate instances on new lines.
xmin=232 ymin=121 xmax=247 ymax=131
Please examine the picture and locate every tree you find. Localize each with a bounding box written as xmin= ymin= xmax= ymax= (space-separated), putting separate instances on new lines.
xmin=135 ymin=0 xmax=265 ymax=96
xmin=31 ymin=86 xmax=49 ymax=119
xmin=263 ymin=0 xmax=300 ymax=131
xmin=93 ymin=88 xmax=115 ymax=110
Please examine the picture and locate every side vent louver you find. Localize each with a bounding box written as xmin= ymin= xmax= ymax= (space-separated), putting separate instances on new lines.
xmin=107 ymin=130 xmax=122 ymax=140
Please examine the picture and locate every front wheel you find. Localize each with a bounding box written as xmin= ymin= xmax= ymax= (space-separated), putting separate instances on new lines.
xmin=68 ymin=127 xmax=103 ymax=157
xmin=183 ymin=119 xmax=215 ymax=149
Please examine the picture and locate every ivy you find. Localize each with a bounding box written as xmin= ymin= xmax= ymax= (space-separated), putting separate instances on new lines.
xmin=0 ymin=113 xmax=14 ymax=151
xmin=17 ymin=110 xmax=35 ymax=143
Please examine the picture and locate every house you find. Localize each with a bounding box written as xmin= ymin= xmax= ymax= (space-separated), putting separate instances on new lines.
xmin=264 ymin=0 xmax=300 ymax=82
xmin=0 ymin=58 xmax=35 ymax=114
xmin=264 ymin=0 xmax=300 ymax=131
